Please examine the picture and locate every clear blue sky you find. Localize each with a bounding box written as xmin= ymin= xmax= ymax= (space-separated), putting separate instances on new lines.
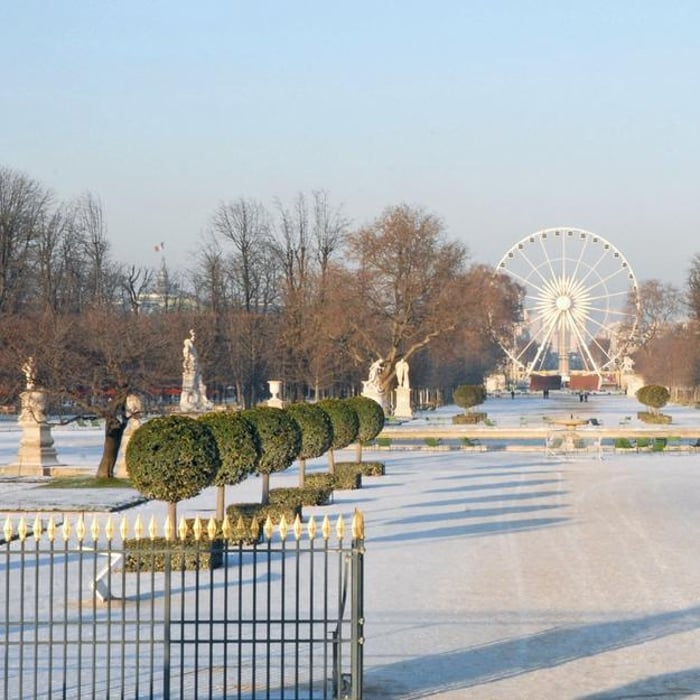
xmin=1 ymin=1 xmax=698 ymax=285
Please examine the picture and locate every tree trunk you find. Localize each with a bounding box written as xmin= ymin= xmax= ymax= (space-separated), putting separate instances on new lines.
xmin=95 ymin=414 xmax=127 ymax=479
xmin=298 ymin=457 xmax=306 ymax=488
xmin=327 ymin=448 xmax=336 ymax=475
xmin=167 ymin=502 xmax=177 ymax=529
xmin=354 ymin=442 xmax=363 ymax=465
xmin=261 ymin=473 xmax=270 ymax=504
xmin=216 ymin=485 xmax=226 ymax=521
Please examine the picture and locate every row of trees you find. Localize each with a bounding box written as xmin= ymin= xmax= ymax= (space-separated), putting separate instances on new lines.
xmin=126 ymin=397 xmax=385 ymax=523
xmin=0 ymin=165 xmax=524 ymax=477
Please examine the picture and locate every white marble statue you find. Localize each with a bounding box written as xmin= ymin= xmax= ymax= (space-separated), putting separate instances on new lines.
xmin=362 ymin=358 xmax=389 ymax=413
xmin=395 ymin=357 xmax=410 ymax=389
xmin=180 ymin=329 xmax=213 ymax=413
xmin=22 ymin=356 xmax=37 ymax=390
xmin=368 ymin=358 xmax=384 ymax=387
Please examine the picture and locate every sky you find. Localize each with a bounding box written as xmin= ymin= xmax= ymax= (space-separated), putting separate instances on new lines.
xmin=1 ymin=1 xmax=699 ymax=286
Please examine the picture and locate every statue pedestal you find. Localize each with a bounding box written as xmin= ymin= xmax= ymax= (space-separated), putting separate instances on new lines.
xmin=267 ymin=380 xmax=284 ymax=409
xmin=394 ymin=386 xmax=413 ymax=419
xmin=4 ymin=390 xmax=60 ymax=476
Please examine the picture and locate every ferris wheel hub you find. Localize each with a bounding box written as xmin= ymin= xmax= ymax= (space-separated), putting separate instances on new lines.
xmin=556 ymin=295 xmax=572 ymax=311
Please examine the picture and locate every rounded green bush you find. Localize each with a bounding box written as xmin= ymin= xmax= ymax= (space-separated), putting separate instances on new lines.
xmin=635 ymin=384 xmax=670 ymax=412
xmin=241 ymin=406 xmax=302 ymax=475
xmin=126 ymin=415 xmax=221 ymax=503
xmin=198 ymin=411 xmax=260 ymax=486
xmin=346 ymin=395 xmax=385 ymax=443
xmin=317 ymin=399 xmax=359 ymax=450
xmin=453 ymin=385 xmax=487 ymax=411
xmin=286 ymin=402 xmax=333 ymax=460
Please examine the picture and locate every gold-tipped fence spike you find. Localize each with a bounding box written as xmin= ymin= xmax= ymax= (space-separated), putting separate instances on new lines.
xmin=236 ymin=515 xmax=246 ymax=537
xmin=18 ymin=516 xmax=28 ymax=542
xmin=134 ymin=514 xmax=143 ymax=541
xmin=207 ymin=517 xmax=217 ymax=541
xmin=33 ymin=515 xmax=42 ymax=541
xmin=307 ymin=516 xmax=317 ymax=540
xmin=336 ymin=515 xmax=346 ymax=540
xmin=193 ymin=515 xmax=203 ymax=541
xmin=178 ymin=517 xmax=188 ymax=541
xmin=279 ymin=514 xmax=289 ymax=541
xmin=62 ymin=517 xmax=71 ymax=541
xmin=105 ymin=516 xmax=114 ymax=541
xmin=322 ymin=515 xmax=330 ymax=541
xmin=47 ymin=516 xmax=57 ymax=542
xmin=352 ymin=509 xmax=365 ymax=540
xmin=251 ymin=516 xmax=260 ymax=541
xmin=119 ymin=515 xmax=128 ymax=541
xmin=3 ymin=516 xmax=12 ymax=544
xmin=76 ymin=515 xmax=86 ymax=542
xmin=91 ymin=516 xmax=100 ymax=541
xmin=148 ymin=515 xmax=157 ymax=540
xmin=164 ymin=515 xmax=174 ymax=542
xmin=293 ymin=514 xmax=303 ymax=541
xmin=221 ymin=515 xmax=232 ymax=540
xmin=264 ymin=515 xmax=274 ymax=541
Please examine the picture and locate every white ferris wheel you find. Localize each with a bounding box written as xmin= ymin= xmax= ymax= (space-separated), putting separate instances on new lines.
xmin=495 ymin=228 xmax=641 ymax=383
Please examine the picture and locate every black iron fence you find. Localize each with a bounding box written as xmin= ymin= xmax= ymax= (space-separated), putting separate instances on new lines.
xmin=1 ymin=510 xmax=365 ymax=699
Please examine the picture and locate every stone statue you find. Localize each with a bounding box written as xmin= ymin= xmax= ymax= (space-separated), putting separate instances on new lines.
xmin=362 ymin=358 xmax=389 ymax=413
xmin=22 ymin=356 xmax=37 ymax=390
xmin=183 ymin=329 xmax=198 ymax=373
xmin=180 ymin=329 xmax=213 ymax=413
xmin=368 ymin=358 xmax=384 ymax=387
xmin=9 ymin=356 xmax=61 ymax=474
xmin=115 ymin=394 xmax=144 ymax=478
xmin=395 ymin=357 xmax=410 ymax=389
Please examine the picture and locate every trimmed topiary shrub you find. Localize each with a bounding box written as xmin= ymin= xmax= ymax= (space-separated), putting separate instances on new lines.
xmin=123 ymin=528 xmax=224 ymax=572
xmin=126 ymin=415 xmax=221 ymax=524
xmin=636 ymin=385 xmax=671 ymax=420
xmin=346 ymin=396 xmax=385 ymax=464
xmin=336 ymin=460 xmax=385 ymax=476
xmin=317 ymin=399 xmax=360 ymax=474
xmin=637 ymin=411 xmax=672 ymax=424
xmin=225 ymin=502 xmax=302 ymax=540
xmin=306 ymin=472 xmax=336 ymax=492
xmin=269 ymin=484 xmax=333 ymax=507
xmin=452 ymin=412 xmax=487 ymax=425
xmin=453 ymin=385 xmax=487 ymax=418
xmin=198 ymin=411 xmax=260 ymax=519
xmin=286 ymin=402 xmax=333 ymax=487
xmin=241 ymin=406 xmax=302 ymax=504
xmin=333 ymin=463 xmax=363 ymax=490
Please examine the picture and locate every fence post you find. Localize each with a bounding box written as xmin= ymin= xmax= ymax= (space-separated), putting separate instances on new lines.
xmin=350 ymin=513 xmax=365 ymax=700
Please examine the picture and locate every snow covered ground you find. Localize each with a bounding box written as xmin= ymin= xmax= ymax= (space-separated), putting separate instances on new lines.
xmin=2 ymin=392 xmax=700 ymax=698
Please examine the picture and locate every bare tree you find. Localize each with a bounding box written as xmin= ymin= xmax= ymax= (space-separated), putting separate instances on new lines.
xmin=207 ymin=198 xmax=279 ymax=406
xmin=341 ymin=204 xmax=471 ymax=388
xmin=120 ymin=265 xmax=154 ymax=314
xmin=687 ymin=254 xmax=700 ymax=323
xmin=75 ymin=192 xmax=112 ymax=306
xmin=630 ymin=279 xmax=684 ymax=351
xmin=0 ymin=166 xmax=52 ymax=312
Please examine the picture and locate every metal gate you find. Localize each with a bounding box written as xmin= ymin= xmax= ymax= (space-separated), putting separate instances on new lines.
xmin=1 ymin=511 xmax=364 ymax=699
